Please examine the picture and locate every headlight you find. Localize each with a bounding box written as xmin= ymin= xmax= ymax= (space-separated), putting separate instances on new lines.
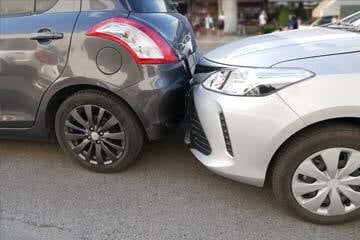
xmin=202 ymin=67 xmax=314 ymax=96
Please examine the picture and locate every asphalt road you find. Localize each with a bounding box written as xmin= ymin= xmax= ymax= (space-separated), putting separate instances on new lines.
xmin=1 ymin=129 xmax=359 ymax=240
xmin=1 ymin=39 xmax=359 ymax=240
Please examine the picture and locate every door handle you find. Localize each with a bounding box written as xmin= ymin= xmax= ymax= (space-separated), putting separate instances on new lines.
xmin=30 ymin=32 xmax=64 ymax=41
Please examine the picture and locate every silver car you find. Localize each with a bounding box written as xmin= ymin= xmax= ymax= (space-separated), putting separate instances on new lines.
xmin=186 ymin=12 xmax=360 ymax=224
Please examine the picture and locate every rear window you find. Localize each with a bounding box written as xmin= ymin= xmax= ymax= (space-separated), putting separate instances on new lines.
xmin=125 ymin=0 xmax=177 ymax=13
xmin=0 ymin=0 xmax=35 ymax=16
xmin=36 ymin=0 xmax=58 ymax=13
xmin=0 ymin=0 xmax=58 ymax=17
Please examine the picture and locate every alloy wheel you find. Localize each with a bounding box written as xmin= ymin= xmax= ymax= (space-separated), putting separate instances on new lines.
xmin=64 ymin=105 xmax=126 ymax=166
xmin=292 ymin=148 xmax=360 ymax=216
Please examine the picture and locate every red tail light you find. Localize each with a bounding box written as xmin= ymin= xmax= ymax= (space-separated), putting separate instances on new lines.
xmin=86 ymin=17 xmax=178 ymax=64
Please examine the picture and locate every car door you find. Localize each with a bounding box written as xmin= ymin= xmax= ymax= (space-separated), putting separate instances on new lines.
xmin=0 ymin=0 xmax=80 ymax=128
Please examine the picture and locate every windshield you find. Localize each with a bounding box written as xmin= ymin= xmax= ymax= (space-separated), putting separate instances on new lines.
xmin=325 ymin=11 xmax=360 ymax=32
xmin=125 ymin=0 xmax=177 ymax=13
xmin=342 ymin=11 xmax=360 ymax=27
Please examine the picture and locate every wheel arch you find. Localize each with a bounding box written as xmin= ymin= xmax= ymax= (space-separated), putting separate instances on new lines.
xmin=44 ymin=84 xmax=147 ymax=141
xmin=265 ymin=117 xmax=360 ymax=185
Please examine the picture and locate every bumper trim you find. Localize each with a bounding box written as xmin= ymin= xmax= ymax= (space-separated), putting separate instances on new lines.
xmin=219 ymin=113 xmax=234 ymax=157
xmin=186 ymin=89 xmax=212 ymax=155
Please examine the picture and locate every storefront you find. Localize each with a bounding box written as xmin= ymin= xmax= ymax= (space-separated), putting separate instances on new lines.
xmin=177 ymin=0 xmax=321 ymax=33
xmin=182 ymin=0 xmax=266 ymax=33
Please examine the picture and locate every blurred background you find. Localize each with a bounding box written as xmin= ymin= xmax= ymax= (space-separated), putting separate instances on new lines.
xmin=174 ymin=0 xmax=360 ymax=37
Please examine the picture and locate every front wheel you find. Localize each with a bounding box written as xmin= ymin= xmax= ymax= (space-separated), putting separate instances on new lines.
xmin=55 ymin=90 xmax=144 ymax=172
xmin=272 ymin=124 xmax=360 ymax=224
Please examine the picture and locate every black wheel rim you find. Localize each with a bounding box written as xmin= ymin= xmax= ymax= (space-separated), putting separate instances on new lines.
xmin=64 ymin=105 xmax=126 ymax=166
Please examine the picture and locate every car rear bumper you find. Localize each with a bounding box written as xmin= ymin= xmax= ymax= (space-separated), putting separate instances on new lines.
xmin=118 ymin=53 xmax=198 ymax=141
xmin=186 ymin=85 xmax=306 ymax=187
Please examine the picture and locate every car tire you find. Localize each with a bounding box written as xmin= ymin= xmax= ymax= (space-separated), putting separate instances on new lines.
xmin=55 ymin=90 xmax=144 ymax=173
xmin=271 ymin=123 xmax=360 ymax=224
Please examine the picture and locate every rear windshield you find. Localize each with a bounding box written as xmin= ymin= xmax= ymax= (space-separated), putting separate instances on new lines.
xmin=125 ymin=0 xmax=177 ymax=13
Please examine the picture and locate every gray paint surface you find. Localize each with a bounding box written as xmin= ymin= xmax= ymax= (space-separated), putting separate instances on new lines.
xmin=0 ymin=0 xmax=196 ymax=140
xmin=0 ymin=0 xmax=81 ymax=127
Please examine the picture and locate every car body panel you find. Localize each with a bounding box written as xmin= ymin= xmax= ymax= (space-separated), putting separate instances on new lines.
xmin=118 ymin=62 xmax=192 ymax=140
xmin=0 ymin=0 xmax=196 ymax=142
xmin=275 ymin=51 xmax=360 ymax=125
xmin=204 ymin=27 xmax=360 ymax=67
xmin=189 ymin=27 xmax=360 ymax=187
xmin=190 ymin=85 xmax=306 ymax=187
xmin=0 ymin=0 xmax=81 ymax=128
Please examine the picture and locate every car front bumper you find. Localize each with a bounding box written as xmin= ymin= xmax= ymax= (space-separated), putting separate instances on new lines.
xmin=186 ymin=85 xmax=306 ymax=187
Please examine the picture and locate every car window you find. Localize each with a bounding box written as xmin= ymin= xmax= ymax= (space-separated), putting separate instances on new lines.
xmin=317 ymin=17 xmax=332 ymax=26
xmin=353 ymin=19 xmax=360 ymax=27
xmin=324 ymin=11 xmax=360 ymax=32
xmin=126 ymin=0 xmax=177 ymax=13
xmin=343 ymin=11 xmax=360 ymax=27
xmin=0 ymin=0 xmax=58 ymax=17
xmin=0 ymin=0 xmax=35 ymax=16
xmin=35 ymin=0 xmax=59 ymax=13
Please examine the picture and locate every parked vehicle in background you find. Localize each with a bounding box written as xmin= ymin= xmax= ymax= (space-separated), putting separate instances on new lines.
xmin=312 ymin=0 xmax=360 ymax=23
xmin=187 ymin=11 xmax=360 ymax=224
xmin=0 ymin=0 xmax=198 ymax=172
xmin=300 ymin=0 xmax=360 ymax=29
xmin=302 ymin=15 xmax=338 ymax=27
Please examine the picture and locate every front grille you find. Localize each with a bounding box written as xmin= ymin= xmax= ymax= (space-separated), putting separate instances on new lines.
xmin=187 ymin=93 xmax=212 ymax=155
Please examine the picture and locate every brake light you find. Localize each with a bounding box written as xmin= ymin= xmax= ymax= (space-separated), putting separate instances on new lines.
xmin=86 ymin=18 xmax=177 ymax=64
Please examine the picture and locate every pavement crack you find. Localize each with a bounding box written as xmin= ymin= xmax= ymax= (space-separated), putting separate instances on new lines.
xmin=1 ymin=215 xmax=76 ymax=238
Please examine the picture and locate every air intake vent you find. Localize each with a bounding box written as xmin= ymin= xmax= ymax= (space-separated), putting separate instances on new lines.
xmin=187 ymin=94 xmax=212 ymax=155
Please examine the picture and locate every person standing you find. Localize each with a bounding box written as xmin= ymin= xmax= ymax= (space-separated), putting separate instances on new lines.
xmin=238 ymin=13 xmax=246 ymax=35
xmin=205 ymin=13 xmax=215 ymax=35
xmin=259 ymin=10 xmax=268 ymax=34
xmin=193 ymin=16 xmax=201 ymax=38
xmin=288 ymin=14 xmax=299 ymax=30
xmin=218 ymin=11 xmax=225 ymax=36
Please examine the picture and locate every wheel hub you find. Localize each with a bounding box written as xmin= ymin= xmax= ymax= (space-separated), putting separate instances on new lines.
xmin=64 ymin=105 xmax=126 ymax=166
xmin=328 ymin=179 xmax=340 ymax=189
xmin=90 ymin=132 xmax=100 ymax=141
xmin=292 ymin=148 xmax=360 ymax=216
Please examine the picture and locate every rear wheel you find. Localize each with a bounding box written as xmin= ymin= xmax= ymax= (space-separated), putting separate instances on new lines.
xmin=272 ymin=124 xmax=360 ymax=224
xmin=55 ymin=90 xmax=144 ymax=172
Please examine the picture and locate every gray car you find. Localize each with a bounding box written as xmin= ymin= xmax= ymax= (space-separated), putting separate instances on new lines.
xmin=187 ymin=12 xmax=360 ymax=224
xmin=0 ymin=0 xmax=198 ymax=172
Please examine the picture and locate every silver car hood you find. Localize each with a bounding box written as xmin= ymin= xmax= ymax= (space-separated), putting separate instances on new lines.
xmin=205 ymin=27 xmax=360 ymax=67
